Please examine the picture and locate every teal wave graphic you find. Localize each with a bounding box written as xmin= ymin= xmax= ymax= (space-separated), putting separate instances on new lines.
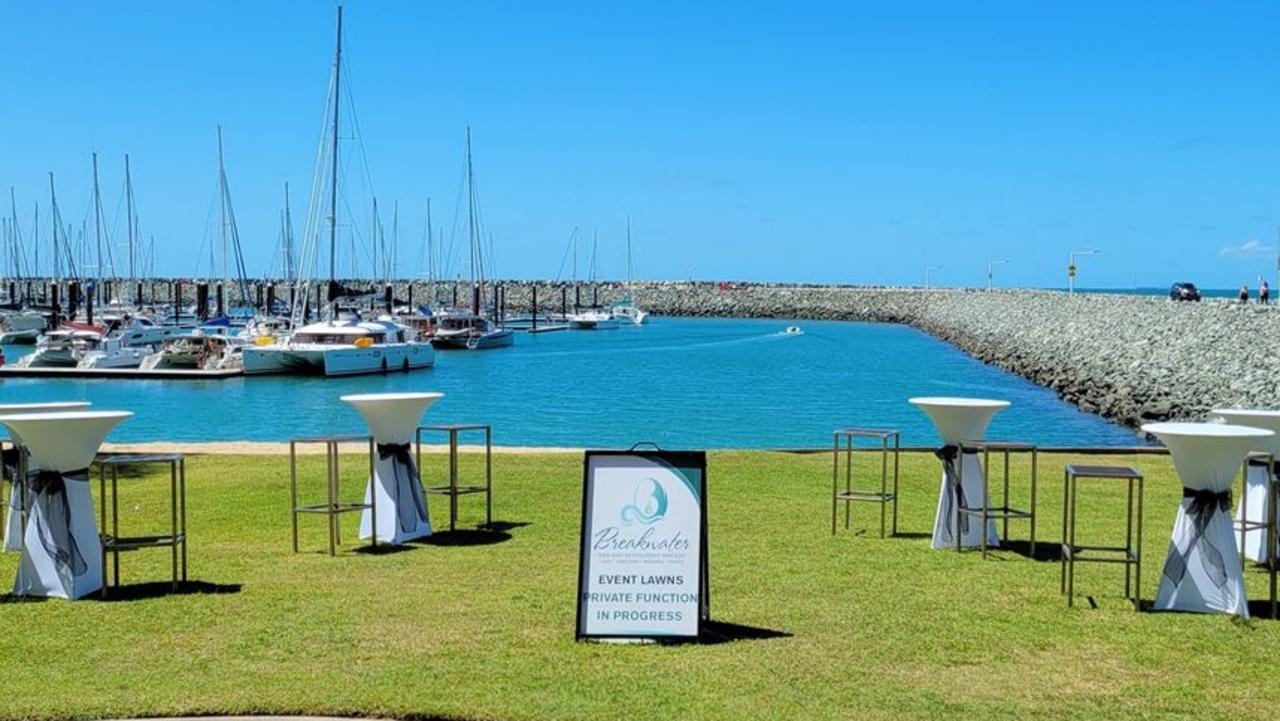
xmin=620 ymin=478 xmax=668 ymax=525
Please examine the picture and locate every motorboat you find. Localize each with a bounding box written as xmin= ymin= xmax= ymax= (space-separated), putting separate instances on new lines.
xmin=242 ymin=317 xmax=434 ymax=375
xmin=785 ymin=326 xmax=803 ymax=335
xmin=0 ymin=310 xmax=47 ymax=344
xmin=610 ymin=298 xmax=648 ymax=326
xmin=77 ymin=337 xmax=149 ymax=369
xmin=103 ymin=314 xmax=185 ymax=348
xmin=566 ymin=306 xmax=620 ymax=330
xmin=141 ymin=331 xmax=246 ymax=371
xmin=430 ymin=313 xmax=514 ymax=350
xmin=12 ymin=330 xmax=103 ymax=368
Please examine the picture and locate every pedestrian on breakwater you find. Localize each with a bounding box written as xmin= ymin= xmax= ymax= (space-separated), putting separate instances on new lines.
xmin=1261 ymin=281 xmax=1270 ymax=305
xmin=1239 ymin=285 xmax=1250 ymax=304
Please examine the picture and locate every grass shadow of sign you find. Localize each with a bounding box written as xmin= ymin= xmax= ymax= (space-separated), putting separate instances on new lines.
xmin=416 ymin=520 xmax=530 ymax=548
xmin=92 ymin=580 xmax=243 ymax=603
xmin=698 ymin=619 xmax=792 ymax=645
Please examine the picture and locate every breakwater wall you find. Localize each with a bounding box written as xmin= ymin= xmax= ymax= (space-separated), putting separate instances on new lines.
xmin=5 ymin=277 xmax=1269 ymax=427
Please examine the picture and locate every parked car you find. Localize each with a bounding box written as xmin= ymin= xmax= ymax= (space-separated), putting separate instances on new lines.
xmin=1169 ymin=282 xmax=1201 ymax=301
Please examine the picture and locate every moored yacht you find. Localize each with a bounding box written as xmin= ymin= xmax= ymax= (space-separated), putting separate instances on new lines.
xmin=12 ymin=330 xmax=103 ymax=368
xmin=242 ymin=317 xmax=434 ymax=376
xmin=567 ymin=306 xmax=620 ymax=330
xmin=430 ymin=312 xmax=514 ymax=349
xmin=77 ymin=337 xmax=149 ymax=369
xmin=141 ymin=331 xmax=246 ymax=371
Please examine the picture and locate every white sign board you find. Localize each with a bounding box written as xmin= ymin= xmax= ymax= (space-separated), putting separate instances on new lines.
xmin=577 ymin=451 xmax=708 ymax=641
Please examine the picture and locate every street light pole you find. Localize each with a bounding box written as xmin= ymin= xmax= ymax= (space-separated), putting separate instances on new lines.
xmin=987 ymin=259 xmax=1008 ymax=291
xmin=1067 ymin=249 xmax=1098 ymax=296
xmin=924 ymin=265 xmax=940 ymax=290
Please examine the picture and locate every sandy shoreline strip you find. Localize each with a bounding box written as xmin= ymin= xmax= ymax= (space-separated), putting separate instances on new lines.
xmin=101 ymin=441 xmax=584 ymax=455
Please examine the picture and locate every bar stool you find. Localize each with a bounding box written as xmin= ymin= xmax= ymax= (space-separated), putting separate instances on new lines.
xmin=1237 ymin=451 xmax=1279 ymax=619
xmin=957 ymin=440 xmax=1038 ymax=558
xmin=289 ymin=434 xmax=376 ymax=555
xmin=97 ymin=453 xmax=187 ymax=598
xmin=831 ymin=428 xmax=900 ymax=538
xmin=1061 ymin=464 xmax=1143 ymax=609
xmin=416 ymin=424 xmax=493 ymax=532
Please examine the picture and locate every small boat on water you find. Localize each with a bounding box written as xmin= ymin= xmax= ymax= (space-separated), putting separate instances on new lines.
xmin=77 ymin=337 xmax=149 ymax=369
xmin=13 ymin=330 xmax=102 ymax=368
xmin=567 ymin=306 xmax=620 ymax=330
xmin=0 ymin=310 xmax=47 ymax=344
xmin=142 ymin=331 xmax=245 ymax=371
xmin=430 ymin=313 xmax=515 ymax=349
xmin=785 ymin=325 xmax=803 ymax=335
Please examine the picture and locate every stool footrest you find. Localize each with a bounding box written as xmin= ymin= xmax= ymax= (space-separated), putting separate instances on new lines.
xmin=834 ymin=491 xmax=896 ymax=502
xmin=103 ymin=533 xmax=185 ymax=551
xmin=424 ymin=485 xmax=489 ymax=496
xmin=294 ymin=502 xmax=371 ymax=515
xmin=1064 ymin=544 xmax=1139 ymax=564
xmin=957 ymin=506 xmax=1033 ymax=519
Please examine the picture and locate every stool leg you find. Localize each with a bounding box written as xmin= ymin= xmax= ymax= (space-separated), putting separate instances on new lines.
xmin=1125 ymin=476 xmax=1134 ymax=601
xmin=1241 ymin=459 xmax=1249 ymax=574
xmin=980 ymin=448 xmax=990 ymax=559
xmin=327 ymin=443 xmax=337 ymax=556
xmin=170 ymin=461 xmax=178 ymax=591
xmin=368 ymin=438 xmax=377 ymax=548
xmin=99 ymin=466 xmax=108 ymax=599
xmin=844 ymin=436 xmax=852 ymax=531
xmin=450 ymin=430 xmax=459 ymax=533
xmin=112 ymin=466 xmax=120 ymax=591
xmin=879 ymin=437 xmax=888 ymax=539
xmin=1060 ymin=469 xmax=1069 ymax=595
xmin=891 ymin=436 xmax=900 ymax=537
xmin=180 ymin=458 xmax=188 ymax=583
xmin=1135 ymin=475 xmax=1144 ymax=611
xmin=831 ymin=434 xmax=838 ymax=536
xmin=1029 ymin=450 xmax=1037 ymax=557
xmin=1068 ymin=473 xmax=1078 ymax=607
xmin=1001 ymin=449 xmax=1010 ymax=545
xmin=955 ymin=452 xmax=963 ymax=553
xmin=290 ymin=441 xmax=299 ymax=554
xmin=485 ymin=426 xmax=493 ymax=527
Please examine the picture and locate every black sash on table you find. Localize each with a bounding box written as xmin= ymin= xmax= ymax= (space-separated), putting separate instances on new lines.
xmin=1 ymin=447 xmax=19 ymax=486
xmin=1162 ymin=487 xmax=1232 ymax=592
xmin=935 ymin=445 xmax=969 ymax=542
xmin=377 ymin=443 xmax=428 ymax=534
xmin=27 ymin=467 xmax=90 ymax=581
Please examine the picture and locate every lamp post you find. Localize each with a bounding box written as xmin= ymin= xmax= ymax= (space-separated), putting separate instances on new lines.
xmin=986 ymin=259 xmax=1008 ymax=291
xmin=1067 ymin=249 xmax=1098 ymax=296
xmin=924 ymin=265 xmax=940 ymax=290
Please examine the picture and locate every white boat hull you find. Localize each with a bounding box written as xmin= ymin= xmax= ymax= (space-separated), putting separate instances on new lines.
xmin=243 ymin=342 xmax=435 ymax=376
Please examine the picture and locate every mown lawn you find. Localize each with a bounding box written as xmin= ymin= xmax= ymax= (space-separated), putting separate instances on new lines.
xmin=0 ymin=450 xmax=1275 ymax=721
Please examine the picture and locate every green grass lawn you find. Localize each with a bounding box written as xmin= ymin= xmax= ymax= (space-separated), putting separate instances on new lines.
xmin=0 ymin=450 xmax=1276 ymax=721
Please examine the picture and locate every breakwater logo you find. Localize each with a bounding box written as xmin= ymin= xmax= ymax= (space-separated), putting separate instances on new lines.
xmin=620 ymin=478 xmax=668 ymax=526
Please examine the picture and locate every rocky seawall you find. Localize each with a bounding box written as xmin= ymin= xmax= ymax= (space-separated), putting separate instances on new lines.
xmin=502 ymin=282 xmax=1273 ymax=429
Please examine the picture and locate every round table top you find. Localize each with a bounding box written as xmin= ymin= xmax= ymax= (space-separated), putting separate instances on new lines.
xmin=0 ymin=410 xmax=133 ymax=471
xmin=1141 ymin=421 xmax=1275 ymax=440
xmin=340 ymin=392 xmax=444 ymax=404
xmin=908 ymin=396 xmax=1011 ymax=410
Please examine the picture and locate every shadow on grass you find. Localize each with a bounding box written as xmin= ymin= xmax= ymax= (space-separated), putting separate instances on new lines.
xmin=410 ymin=520 xmax=530 ymax=547
xmin=698 ymin=619 xmax=792 ymax=645
xmin=352 ymin=543 xmax=419 ymax=555
xmin=997 ymin=539 xmax=1062 ymax=563
xmin=92 ymin=580 xmax=243 ymax=602
xmin=890 ymin=531 xmax=932 ymax=540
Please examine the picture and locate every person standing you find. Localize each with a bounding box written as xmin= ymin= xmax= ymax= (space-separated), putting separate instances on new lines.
xmin=1261 ymin=281 xmax=1271 ymax=305
xmin=1240 ymin=285 xmax=1250 ymax=304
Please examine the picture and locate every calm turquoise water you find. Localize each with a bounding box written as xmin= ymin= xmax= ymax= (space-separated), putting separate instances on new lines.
xmin=0 ymin=317 xmax=1140 ymax=448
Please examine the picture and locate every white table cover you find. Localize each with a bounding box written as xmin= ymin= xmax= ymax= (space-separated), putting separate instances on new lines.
xmin=1144 ymin=422 xmax=1274 ymax=617
xmin=1211 ymin=409 xmax=1280 ymax=562
xmin=0 ymin=410 xmax=131 ymax=599
xmin=341 ymin=392 xmax=442 ymax=544
xmin=0 ymin=402 xmax=91 ymax=552
xmin=909 ymin=397 xmax=1008 ymax=549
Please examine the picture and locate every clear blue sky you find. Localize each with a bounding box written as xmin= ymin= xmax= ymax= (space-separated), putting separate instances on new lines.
xmin=3 ymin=1 xmax=1279 ymax=288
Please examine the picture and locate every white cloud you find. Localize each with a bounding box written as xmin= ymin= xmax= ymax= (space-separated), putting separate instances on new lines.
xmin=1220 ymin=239 xmax=1276 ymax=259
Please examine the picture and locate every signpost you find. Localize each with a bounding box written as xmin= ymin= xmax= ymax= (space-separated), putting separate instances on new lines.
xmin=576 ymin=449 xmax=709 ymax=641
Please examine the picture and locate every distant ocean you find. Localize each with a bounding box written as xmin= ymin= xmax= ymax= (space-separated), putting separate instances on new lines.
xmin=0 ymin=317 xmax=1141 ymax=448
xmin=1075 ymin=287 xmax=1244 ymax=299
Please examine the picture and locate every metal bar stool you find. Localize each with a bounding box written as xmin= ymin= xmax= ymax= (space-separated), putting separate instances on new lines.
xmin=831 ymin=428 xmax=900 ymax=538
xmin=97 ymin=453 xmax=187 ymax=598
xmin=289 ymin=434 xmax=376 ymax=556
xmin=416 ymin=424 xmax=493 ymax=532
xmin=956 ymin=440 xmax=1038 ymax=558
xmin=1237 ymin=451 xmax=1279 ymax=619
xmin=1061 ymin=464 xmax=1143 ymax=610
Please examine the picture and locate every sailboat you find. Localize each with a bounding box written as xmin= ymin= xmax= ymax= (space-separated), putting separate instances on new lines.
xmin=430 ymin=128 xmax=514 ymax=350
xmin=566 ymin=229 xmax=619 ymax=330
xmin=242 ymin=5 xmax=434 ymax=376
xmin=611 ymin=217 xmax=648 ymax=325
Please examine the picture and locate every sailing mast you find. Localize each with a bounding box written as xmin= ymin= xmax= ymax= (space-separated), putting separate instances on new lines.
xmin=49 ymin=173 xmax=60 ymax=284
xmin=466 ymin=126 xmax=480 ymax=315
xmin=283 ymin=182 xmax=295 ymax=283
xmin=91 ymin=152 xmax=105 ymax=299
xmin=125 ymin=154 xmax=137 ymax=282
xmin=426 ymin=197 xmax=435 ymax=307
xmin=327 ymin=4 xmax=343 ymax=313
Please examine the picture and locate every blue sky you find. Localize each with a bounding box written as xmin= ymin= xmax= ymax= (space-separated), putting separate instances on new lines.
xmin=2 ymin=1 xmax=1279 ymax=288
